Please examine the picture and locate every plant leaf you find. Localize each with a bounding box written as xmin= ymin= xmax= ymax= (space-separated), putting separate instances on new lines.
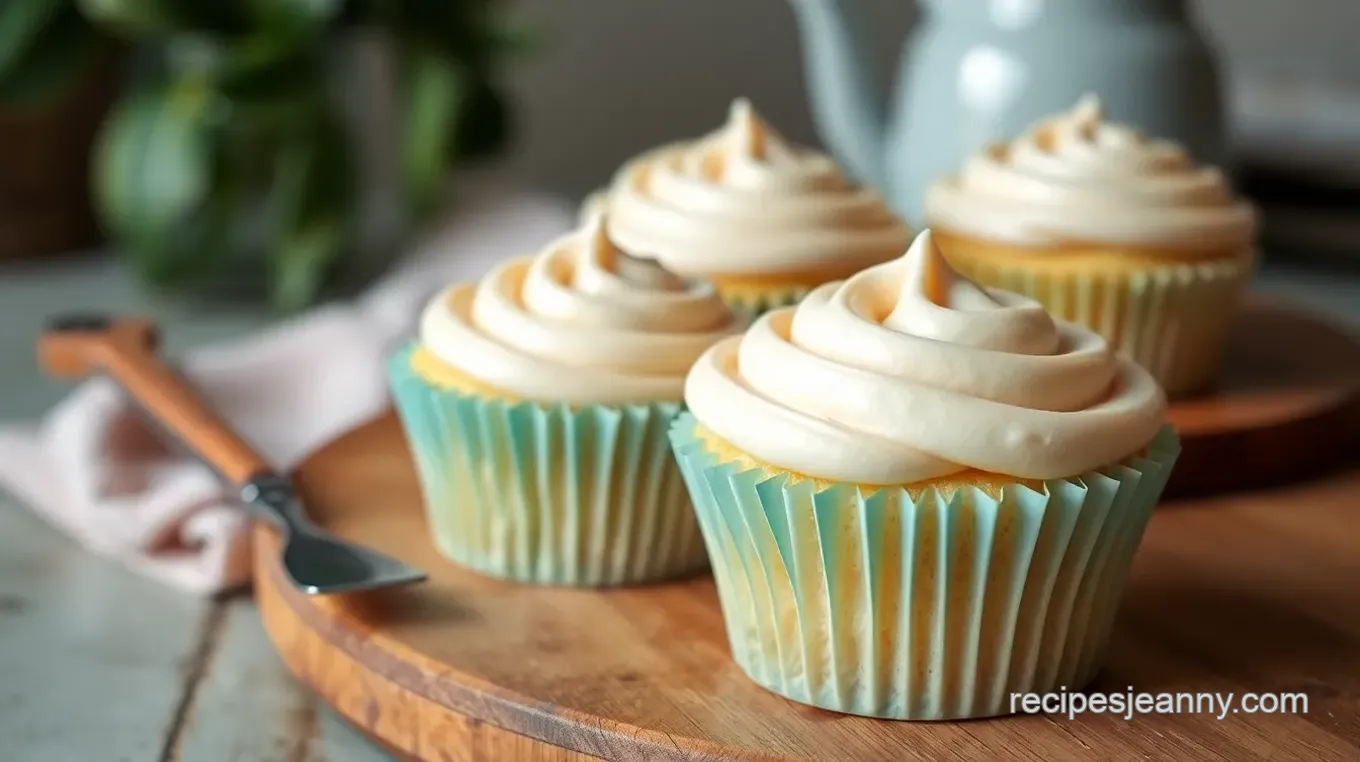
xmin=484 ymin=8 xmax=545 ymax=60
xmin=219 ymin=37 xmax=320 ymax=101
xmin=77 ymin=0 xmax=178 ymax=38
xmin=93 ymin=82 xmax=215 ymax=285
xmin=171 ymin=130 xmax=256 ymax=287
xmin=161 ymin=28 xmax=325 ymax=120
xmin=0 ymin=6 xmax=103 ymax=109
xmin=401 ymin=47 xmax=465 ymax=219
xmin=452 ymin=77 xmax=510 ymax=162
xmin=273 ymin=209 xmax=346 ymax=312
xmin=270 ymin=108 xmax=354 ymax=312
xmin=0 ymin=0 xmax=63 ymax=80
xmin=246 ymin=0 xmax=343 ymax=33
xmin=163 ymin=0 xmax=248 ymax=33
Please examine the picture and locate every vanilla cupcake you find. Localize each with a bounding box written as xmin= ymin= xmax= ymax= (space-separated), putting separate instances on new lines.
xmin=388 ymin=212 xmax=744 ymax=586
xmin=669 ymin=230 xmax=1179 ymax=719
xmin=924 ymin=95 xmax=1257 ymax=397
xmin=592 ymin=98 xmax=913 ymax=314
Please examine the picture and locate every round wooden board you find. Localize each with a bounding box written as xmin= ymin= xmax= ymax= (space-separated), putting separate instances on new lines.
xmin=1163 ymin=300 xmax=1360 ymax=497
xmin=256 ymin=301 xmax=1360 ymax=761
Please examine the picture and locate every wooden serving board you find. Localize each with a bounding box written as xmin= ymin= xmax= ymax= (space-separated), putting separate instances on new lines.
xmin=256 ymin=302 xmax=1360 ymax=761
xmin=1163 ymin=299 xmax=1360 ymax=496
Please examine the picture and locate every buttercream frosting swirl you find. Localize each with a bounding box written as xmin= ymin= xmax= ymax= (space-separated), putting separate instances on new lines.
xmin=685 ymin=229 xmax=1167 ymax=484
xmin=420 ymin=212 xmax=742 ymax=405
xmin=603 ymin=98 xmax=912 ymax=276
xmin=925 ymin=95 xmax=1256 ymax=252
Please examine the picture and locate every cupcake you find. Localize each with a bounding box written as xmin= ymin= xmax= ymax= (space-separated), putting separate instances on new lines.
xmin=669 ymin=229 xmax=1179 ymax=720
xmin=388 ymin=211 xmax=744 ymax=586
xmin=591 ymin=98 xmax=913 ymax=315
xmin=924 ymin=95 xmax=1257 ymax=398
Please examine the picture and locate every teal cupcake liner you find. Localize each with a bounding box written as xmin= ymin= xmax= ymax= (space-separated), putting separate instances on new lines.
xmin=387 ymin=343 xmax=708 ymax=586
xmin=669 ymin=414 xmax=1180 ymax=720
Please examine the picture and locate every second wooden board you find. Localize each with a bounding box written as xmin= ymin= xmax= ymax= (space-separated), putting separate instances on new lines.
xmin=1164 ymin=300 xmax=1360 ymax=496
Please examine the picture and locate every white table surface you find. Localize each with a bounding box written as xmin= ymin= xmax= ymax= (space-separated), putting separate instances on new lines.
xmin=1 ymin=251 xmax=1358 ymax=762
xmin=0 ymin=255 xmax=392 ymax=762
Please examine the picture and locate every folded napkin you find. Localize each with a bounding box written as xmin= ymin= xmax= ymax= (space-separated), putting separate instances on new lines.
xmin=0 ymin=189 xmax=574 ymax=595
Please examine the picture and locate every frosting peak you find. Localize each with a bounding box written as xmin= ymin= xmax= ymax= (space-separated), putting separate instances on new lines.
xmin=925 ymin=95 xmax=1256 ymax=252
xmin=1061 ymin=94 xmax=1106 ymax=141
xmin=884 ymin=231 xmax=1060 ymax=356
xmin=716 ymin=99 xmax=823 ymax=190
xmin=420 ymin=212 xmax=742 ymax=405
xmin=720 ymin=99 xmax=780 ymax=162
xmin=603 ymin=98 xmax=912 ymax=277
xmin=684 ymin=230 xmax=1167 ymax=484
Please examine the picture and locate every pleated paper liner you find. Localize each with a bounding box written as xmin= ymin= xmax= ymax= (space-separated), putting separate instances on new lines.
xmin=387 ymin=344 xmax=707 ymax=586
xmin=669 ymin=414 xmax=1181 ymax=720
xmin=945 ymin=249 xmax=1253 ymax=398
xmin=719 ymin=285 xmax=810 ymax=320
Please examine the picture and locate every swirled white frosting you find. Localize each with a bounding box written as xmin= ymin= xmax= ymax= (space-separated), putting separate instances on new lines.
xmin=420 ymin=213 xmax=742 ymax=405
xmin=602 ymin=98 xmax=912 ymax=276
xmin=925 ymin=95 xmax=1256 ymax=252
xmin=685 ymin=229 xmax=1167 ymax=484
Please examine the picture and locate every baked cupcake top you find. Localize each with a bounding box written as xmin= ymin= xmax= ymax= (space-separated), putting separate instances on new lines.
xmin=685 ymin=229 xmax=1166 ymax=485
xmin=420 ymin=212 xmax=742 ymax=405
xmin=602 ymin=98 xmax=912 ymax=277
xmin=925 ymin=95 xmax=1256 ymax=253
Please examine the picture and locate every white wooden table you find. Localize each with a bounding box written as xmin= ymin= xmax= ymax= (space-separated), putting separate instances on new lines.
xmin=2 ymin=252 xmax=1359 ymax=762
xmin=0 ymin=257 xmax=391 ymax=762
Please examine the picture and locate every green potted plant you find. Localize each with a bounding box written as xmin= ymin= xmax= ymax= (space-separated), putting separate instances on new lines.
xmin=0 ymin=0 xmax=537 ymax=311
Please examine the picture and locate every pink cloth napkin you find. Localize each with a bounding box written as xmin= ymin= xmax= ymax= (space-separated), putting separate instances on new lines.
xmin=0 ymin=190 xmax=574 ymax=595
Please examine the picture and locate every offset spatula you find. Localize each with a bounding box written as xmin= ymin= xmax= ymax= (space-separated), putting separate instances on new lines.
xmin=39 ymin=315 xmax=427 ymax=595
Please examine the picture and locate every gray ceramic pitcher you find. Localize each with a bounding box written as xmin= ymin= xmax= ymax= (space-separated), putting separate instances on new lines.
xmin=788 ymin=0 xmax=1228 ymax=224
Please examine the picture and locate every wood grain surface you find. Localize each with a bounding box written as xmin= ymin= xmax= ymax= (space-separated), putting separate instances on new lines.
xmin=1163 ymin=300 xmax=1360 ymax=496
xmin=256 ymin=410 xmax=1360 ymax=761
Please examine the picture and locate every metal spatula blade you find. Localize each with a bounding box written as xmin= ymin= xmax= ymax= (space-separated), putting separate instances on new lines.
xmin=240 ymin=474 xmax=426 ymax=594
xmin=39 ymin=314 xmax=427 ymax=595
xmin=239 ymin=475 xmax=425 ymax=593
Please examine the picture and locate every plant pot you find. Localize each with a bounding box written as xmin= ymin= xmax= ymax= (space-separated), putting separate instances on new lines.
xmin=0 ymin=51 xmax=120 ymax=262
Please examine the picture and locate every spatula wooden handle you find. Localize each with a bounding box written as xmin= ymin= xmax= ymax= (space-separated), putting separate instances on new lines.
xmin=38 ymin=315 xmax=270 ymax=486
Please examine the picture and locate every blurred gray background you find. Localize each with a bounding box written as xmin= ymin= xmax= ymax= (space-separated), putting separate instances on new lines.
xmin=500 ymin=0 xmax=1360 ymax=200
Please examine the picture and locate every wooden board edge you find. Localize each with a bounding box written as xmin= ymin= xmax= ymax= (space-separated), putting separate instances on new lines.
xmin=253 ymin=528 xmax=789 ymax=762
xmin=254 ymin=533 xmax=603 ymax=761
xmin=1163 ymin=391 xmax=1360 ymax=498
